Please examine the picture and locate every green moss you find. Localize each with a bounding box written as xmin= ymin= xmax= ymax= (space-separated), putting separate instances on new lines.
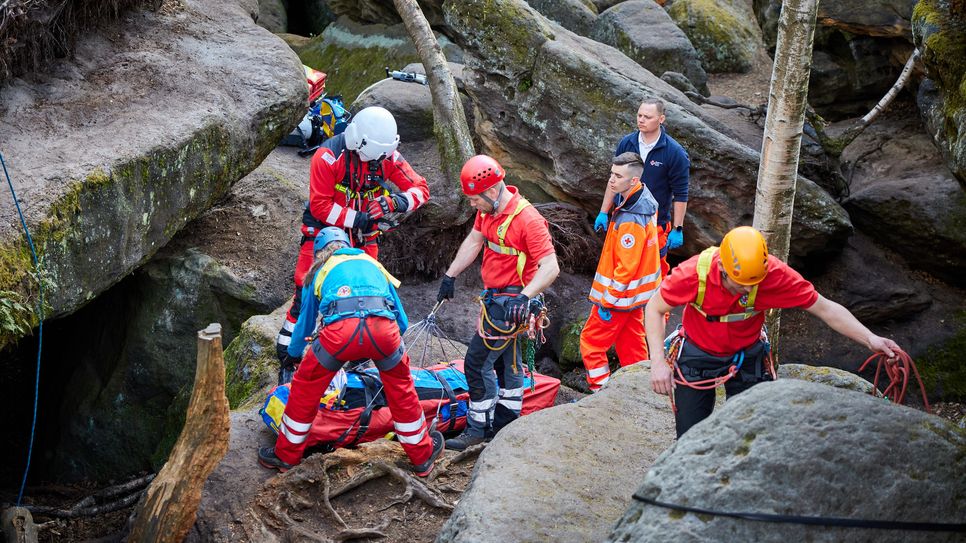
xmin=917 ymin=311 xmax=966 ymax=401
xmin=444 ymin=0 xmax=553 ymax=70
xmin=559 ymin=321 xmax=584 ymax=371
xmin=151 ymin=385 xmax=191 ymax=468
xmin=667 ymin=0 xmax=757 ymax=73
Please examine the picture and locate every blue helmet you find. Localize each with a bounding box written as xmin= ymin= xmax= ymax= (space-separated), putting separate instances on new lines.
xmin=314 ymin=227 xmax=350 ymax=254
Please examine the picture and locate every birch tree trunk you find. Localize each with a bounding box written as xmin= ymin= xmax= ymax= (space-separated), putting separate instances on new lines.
xmin=392 ymin=0 xmax=475 ymax=209
xmin=752 ymin=0 xmax=820 ymax=352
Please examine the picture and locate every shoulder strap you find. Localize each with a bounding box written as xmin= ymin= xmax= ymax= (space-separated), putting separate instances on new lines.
xmin=313 ymin=253 xmax=401 ymax=298
xmin=485 ymin=197 xmax=532 ymax=285
xmin=694 ymin=246 xmax=717 ymax=308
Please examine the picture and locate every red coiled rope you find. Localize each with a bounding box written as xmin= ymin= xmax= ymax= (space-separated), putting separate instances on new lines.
xmin=858 ymin=349 xmax=931 ymax=413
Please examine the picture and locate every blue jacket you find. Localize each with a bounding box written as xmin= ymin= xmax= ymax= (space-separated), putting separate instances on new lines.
xmin=615 ymin=126 xmax=690 ymax=226
xmin=288 ymin=247 xmax=409 ymax=357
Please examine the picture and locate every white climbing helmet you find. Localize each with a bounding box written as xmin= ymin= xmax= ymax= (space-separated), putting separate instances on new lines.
xmin=343 ymin=106 xmax=400 ymax=162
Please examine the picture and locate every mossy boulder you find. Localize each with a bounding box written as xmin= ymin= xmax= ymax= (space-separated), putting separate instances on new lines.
xmin=0 ymin=0 xmax=305 ymax=350
xmin=591 ymin=0 xmax=709 ymax=95
xmin=778 ymin=363 xmax=876 ymax=394
xmin=256 ymin=0 xmax=287 ymax=33
xmin=667 ymin=0 xmax=761 ymax=74
xmin=444 ymin=0 xmax=851 ymax=259
xmin=225 ymin=304 xmax=289 ymax=409
xmin=913 ymin=0 xmax=966 ymax=185
xmin=297 ymin=16 xmax=463 ymax=106
xmin=916 ymin=311 xmax=966 ymax=402
xmin=528 ymin=0 xmax=599 ymax=36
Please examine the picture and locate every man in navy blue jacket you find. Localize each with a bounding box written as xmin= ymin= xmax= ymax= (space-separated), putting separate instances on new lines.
xmin=594 ymin=98 xmax=690 ymax=277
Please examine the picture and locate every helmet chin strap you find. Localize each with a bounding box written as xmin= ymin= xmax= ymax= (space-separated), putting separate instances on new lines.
xmin=481 ymin=184 xmax=504 ymax=214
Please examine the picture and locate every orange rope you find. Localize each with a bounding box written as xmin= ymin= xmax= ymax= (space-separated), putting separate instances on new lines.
xmin=858 ymin=349 xmax=931 ymax=413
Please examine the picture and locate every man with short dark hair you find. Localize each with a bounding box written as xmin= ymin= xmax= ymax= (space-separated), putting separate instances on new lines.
xmin=580 ymin=152 xmax=662 ymax=391
xmin=595 ymin=98 xmax=690 ymax=278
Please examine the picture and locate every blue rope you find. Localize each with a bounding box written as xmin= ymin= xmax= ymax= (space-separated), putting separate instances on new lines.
xmin=1 ymin=151 xmax=44 ymax=507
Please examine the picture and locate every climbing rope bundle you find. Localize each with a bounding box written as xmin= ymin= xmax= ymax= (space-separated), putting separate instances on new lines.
xmin=858 ymin=348 xmax=931 ymax=413
xmin=476 ymin=294 xmax=550 ymax=390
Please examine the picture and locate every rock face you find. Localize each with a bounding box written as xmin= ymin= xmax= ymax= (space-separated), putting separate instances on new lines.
xmin=913 ymin=0 xmax=966 ymax=184
xmin=667 ymin=0 xmax=761 ymax=73
xmin=607 ymin=380 xmax=966 ymax=542
xmin=438 ymin=364 xmax=675 ymax=543
xmin=528 ymin=0 xmax=599 ymax=36
xmin=256 ymin=0 xmax=287 ymax=32
xmin=297 ymin=16 xmax=463 ymax=106
xmin=844 ymin=112 xmax=966 ymax=286
xmin=591 ymin=0 xmax=709 ymax=94
xmin=50 ymin=248 xmax=267 ymax=481
xmin=325 ymin=0 xmax=446 ymax=27
xmin=443 ymin=0 xmax=851 ymax=260
xmin=0 ymin=0 xmax=304 ymax=348
xmin=755 ymin=0 xmax=919 ymax=49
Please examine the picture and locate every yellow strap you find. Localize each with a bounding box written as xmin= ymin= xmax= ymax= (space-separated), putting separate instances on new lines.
xmin=334 ymin=183 xmax=387 ymax=200
xmin=313 ymin=252 xmax=400 ymax=298
xmin=690 ymin=246 xmax=759 ymax=322
xmin=485 ymin=197 xmax=531 ymax=285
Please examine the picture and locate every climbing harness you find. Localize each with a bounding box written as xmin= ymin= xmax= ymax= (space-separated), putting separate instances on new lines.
xmin=662 ymin=326 xmax=776 ymax=413
xmin=3 ymin=151 xmax=44 ymax=507
xmin=632 ymin=494 xmax=966 ymax=533
xmin=858 ymin=348 xmax=931 ymax=413
xmin=476 ymin=290 xmax=550 ymax=390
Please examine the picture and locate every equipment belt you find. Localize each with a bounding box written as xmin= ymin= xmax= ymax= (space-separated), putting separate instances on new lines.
xmin=484 ymin=286 xmax=524 ymax=296
xmin=326 ymin=296 xmax=394 ymax=316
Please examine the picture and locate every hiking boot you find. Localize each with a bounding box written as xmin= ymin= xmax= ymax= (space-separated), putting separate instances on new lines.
xmin=412 ymin=430 xmax=445 ymax=477
xmin=258 ymin=446 xmax=295 ymax=473
xmin=444 ymin=432 xmax=487 ymax=452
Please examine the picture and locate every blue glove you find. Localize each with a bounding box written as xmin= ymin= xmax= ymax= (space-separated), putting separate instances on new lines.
xmin=594 ymin=211 xmax=608 ymax=232
xmin=667 ymin=227 xmax=684 ymax=250
xmin=598 ymin=307 xmax=612 ymax=321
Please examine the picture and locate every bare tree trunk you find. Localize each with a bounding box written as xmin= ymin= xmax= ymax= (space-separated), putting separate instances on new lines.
xmin=128 ymin=324 xmax=230 ymax=543
xmin=392 ymin=0 xmax=475 ymax=217
xmin=752 ymin=0 xmax=820 ymax=353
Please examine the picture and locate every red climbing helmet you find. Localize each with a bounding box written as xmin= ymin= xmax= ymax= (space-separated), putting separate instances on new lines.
xmin=460 ymin=155 xmax=505 ymax=195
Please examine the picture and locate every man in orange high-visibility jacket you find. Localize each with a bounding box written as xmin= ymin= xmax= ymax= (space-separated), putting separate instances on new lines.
xmin=580 ymin=152 xmax=663 ymax=391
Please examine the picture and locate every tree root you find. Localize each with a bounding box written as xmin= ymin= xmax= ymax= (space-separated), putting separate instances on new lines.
xmin=428 ymin=443 xmax=485 ymax=482
xmin=380 ymin=463 xmax=453 ymax=511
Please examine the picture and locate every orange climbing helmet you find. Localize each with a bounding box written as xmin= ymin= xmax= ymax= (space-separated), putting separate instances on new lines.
xmin=719 ymin=226 xmax=769 ymax=285
xmin=460 ymin=155 xmax=505 ymax=195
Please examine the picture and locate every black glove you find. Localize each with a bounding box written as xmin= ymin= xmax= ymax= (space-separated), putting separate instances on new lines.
xmin=438 ymin=274 xmax=455 ymax=302
xmin=278 ymin=354 xmax=301 ymax=385
xmin=505 ymin=294 xmax=530 ymax=325
xmin=352 ymin=211 xmax=374 ymax=232
xmin=528 ymin=297 xmax=545 ymax=316
xmin=390 ymin=193 xmax=409 ymax=213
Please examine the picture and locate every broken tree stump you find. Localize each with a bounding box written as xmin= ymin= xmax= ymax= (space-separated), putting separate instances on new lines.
xmin=128 ymin=323 xmax=231 ymax=543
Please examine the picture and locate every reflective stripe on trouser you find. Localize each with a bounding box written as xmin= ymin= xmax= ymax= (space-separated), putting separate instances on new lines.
xmin=274 ymin=316 xmax=432 ymax=466
xmin=463 ymin=302 xmax=525 ymax=437
xmin=579 ymin=305 xmax=648 ymax=391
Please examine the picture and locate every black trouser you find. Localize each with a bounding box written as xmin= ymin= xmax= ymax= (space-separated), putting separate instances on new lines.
xmin=673 ymin=340 xmax=771 ymax=438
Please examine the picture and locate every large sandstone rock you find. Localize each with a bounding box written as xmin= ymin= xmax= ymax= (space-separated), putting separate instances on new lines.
xmin=913 ymin=0 xmax=966 ymax=184
xmin=297 ymin=16 xmax=463 ymax=106
xmin=608 ymin=380 xmax=966 ymax=542
xmin=778 ymin=363 xmax=876 ymax=394
xmin=443 ymin=0 xmax=851 ymax=260
xmin=256 ymin=0 xmax=287 ymax=33
xmin=591 ymin=0 xmax=709 ymax=95
xmin=0 ymin=0 xmax=304 ymax=349
xmin=843 ymin=112 xmax=966 ymax=286
xmin=528 ymin=0 xmax=599 ymax=36
xmin=667 ymin=0 xmax=762 ymax=73
xmin=754 ymin=0 xmax=919 ymax=50
xmin=325 ymin=0 xmax=446 ymax=27
xmin=438 ymin=364 xmax=675 ymax=543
